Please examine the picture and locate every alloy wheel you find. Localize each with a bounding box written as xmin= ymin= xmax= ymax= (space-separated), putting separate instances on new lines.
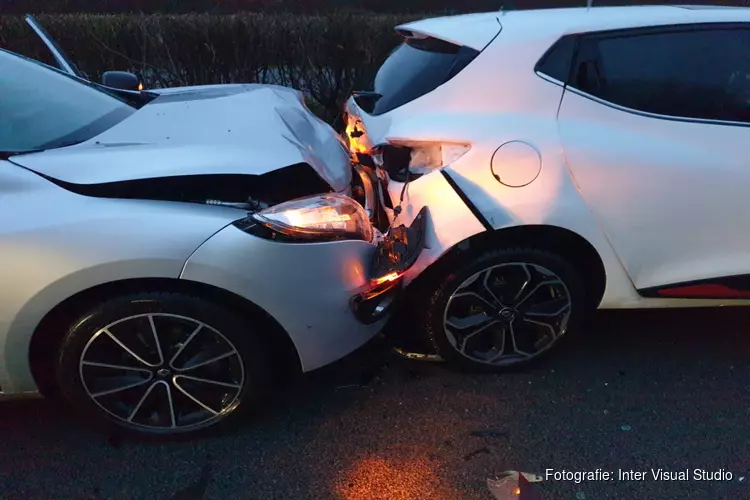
xmin=443 ymin=262 xmax=572 ymax=366
xmin=78 ymin=313 xmax=244 ymax=431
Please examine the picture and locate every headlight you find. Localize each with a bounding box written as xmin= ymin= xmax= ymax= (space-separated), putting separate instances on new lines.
xmin=249 ymin=193 xmax=374 ymax=242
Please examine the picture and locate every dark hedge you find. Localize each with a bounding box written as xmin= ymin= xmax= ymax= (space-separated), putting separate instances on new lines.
xmin=2 ymin=0 xmax=746 ymax=14
xmin=0 ymin=13 xmax=415 ymax=121
xmin=0 ymin=0 xmax=559 ymax=15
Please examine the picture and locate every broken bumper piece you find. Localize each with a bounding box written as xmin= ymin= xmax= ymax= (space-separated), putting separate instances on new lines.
xmin=350 ymin=206 xmax=428 ymax=324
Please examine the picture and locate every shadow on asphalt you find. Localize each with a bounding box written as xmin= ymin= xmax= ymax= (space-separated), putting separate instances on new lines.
xmin=0 ymin=308 xmax=748 ymax=500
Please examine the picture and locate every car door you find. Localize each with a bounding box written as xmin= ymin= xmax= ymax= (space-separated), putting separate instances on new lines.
xmin=556 ymin=24 xmax=750 ymax=298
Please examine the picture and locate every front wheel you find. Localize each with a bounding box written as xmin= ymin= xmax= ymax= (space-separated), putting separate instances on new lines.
xmin=56 ymin=292 xmax=268 ymax=440
xmin=423 ymin=247 xmax=586 ymax=372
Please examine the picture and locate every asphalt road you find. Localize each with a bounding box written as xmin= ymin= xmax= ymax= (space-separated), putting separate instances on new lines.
xmin=0 ymin=308 xmax=748 ymax=500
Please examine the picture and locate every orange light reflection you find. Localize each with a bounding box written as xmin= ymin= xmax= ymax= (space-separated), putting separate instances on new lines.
xmin=335 ymin=455 xmax=454 ymax=500
xmin=345 ymin=120 xmax=369 ymax=154
xmin=371 ymin=271 xmax=401 ymax=286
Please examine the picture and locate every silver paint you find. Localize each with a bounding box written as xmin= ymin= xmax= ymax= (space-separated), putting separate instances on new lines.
xmin=181 ymin=225 xmax=386 ymax=372
xmin=10 ymin=84 xmax=352 ymax=192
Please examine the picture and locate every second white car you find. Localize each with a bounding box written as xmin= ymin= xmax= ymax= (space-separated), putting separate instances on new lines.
xmin=345 ymin=5 xmax=750 ymax=371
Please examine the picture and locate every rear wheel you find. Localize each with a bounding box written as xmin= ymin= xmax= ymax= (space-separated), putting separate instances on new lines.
xmin=423 ymin=247 xmax=586 ymax=372
xmin=56 ymin=292 xmax=268 ymax=439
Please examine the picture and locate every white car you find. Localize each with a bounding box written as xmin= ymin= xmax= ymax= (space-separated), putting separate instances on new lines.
xmin=0 ymin=36 xmax=425 ymax=438
xmin=344 ymin=5 xmax=750 ymax=371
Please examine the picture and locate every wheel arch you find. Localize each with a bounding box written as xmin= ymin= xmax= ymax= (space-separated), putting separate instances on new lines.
xmin=409 ymin=224 xmax=607 ymax=310
xmin=29 ymin=277 xmax=301 ymax=397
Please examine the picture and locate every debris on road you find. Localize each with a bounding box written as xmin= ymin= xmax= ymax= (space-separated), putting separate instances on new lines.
xmin=392 ymin=348 xmax=444 ymax=363
xmin=167 ymin=460 xmax=212 ymax=500
xmin=488 ymin=471 xmax=544 ymax=500
xmin=470 ymin=429 xmax=509 ymax=439
xmin=462 ymin=446 xmax=491 ymax=461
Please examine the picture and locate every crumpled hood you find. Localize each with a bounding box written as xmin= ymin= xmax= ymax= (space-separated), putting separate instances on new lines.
xmin=10 ymin=84 xmax=352 ymax=192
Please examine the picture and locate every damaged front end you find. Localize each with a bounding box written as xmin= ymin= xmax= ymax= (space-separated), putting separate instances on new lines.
xmin=350 ymin=206 xmax=428 ymax=324
xmin=234 ymin=187 xmax=428 ymax=325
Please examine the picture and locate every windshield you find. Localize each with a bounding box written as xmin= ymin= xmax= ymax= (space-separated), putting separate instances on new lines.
xmin=357 ymin=36 xmax=480 ymax=116
xmin=0 ymin=49 xmax=135 ymax=155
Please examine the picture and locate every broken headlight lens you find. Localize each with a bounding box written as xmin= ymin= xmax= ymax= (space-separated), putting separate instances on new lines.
xmin=251 ymin=193 xmax=374 ymax=242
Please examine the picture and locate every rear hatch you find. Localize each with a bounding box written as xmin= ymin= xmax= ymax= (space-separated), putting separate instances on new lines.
xmin=343 ymin=13 xmax=501 ymax=152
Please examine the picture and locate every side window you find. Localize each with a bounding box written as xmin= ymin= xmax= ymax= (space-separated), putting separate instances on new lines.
xmin=535 ymin=35 xmax=576 ymax=83
xmin=570 ymin=28 xmax=750 ymax=123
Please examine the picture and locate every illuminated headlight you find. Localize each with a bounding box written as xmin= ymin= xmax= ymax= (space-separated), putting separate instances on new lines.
xmin=250 ymin=193 xmax=374 ymax=242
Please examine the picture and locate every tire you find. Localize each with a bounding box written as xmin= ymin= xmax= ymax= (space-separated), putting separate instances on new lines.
xmin=423 ymin=247 xmax=586 ymax=373
xmin=55 ymin=292 xmax=268 ymax=440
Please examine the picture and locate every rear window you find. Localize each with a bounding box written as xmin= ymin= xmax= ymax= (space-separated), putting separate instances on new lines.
xmin=356 ymin=35 xmax=480 ymax=116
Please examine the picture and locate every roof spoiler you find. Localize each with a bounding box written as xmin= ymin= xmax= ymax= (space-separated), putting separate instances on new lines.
xmin=395 ymin=13 xmax=502 ymax=51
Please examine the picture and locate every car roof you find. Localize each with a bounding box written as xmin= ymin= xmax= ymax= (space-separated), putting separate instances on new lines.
xmin=398 ymin=5 xmax=750 ymax=50
xmin=501 ymin=5 xmax=750 ymax=31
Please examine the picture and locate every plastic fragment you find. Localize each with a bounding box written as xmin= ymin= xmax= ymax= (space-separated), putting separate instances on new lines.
xmin=620 ymin=425 xmax=632 ymax=431
xmin=470 ymin=429 xmax=509 ymax=438
xmin=487 ymin=471 xmax=543 ymax=500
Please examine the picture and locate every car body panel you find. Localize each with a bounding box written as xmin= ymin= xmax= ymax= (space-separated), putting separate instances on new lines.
xmin=181 ymin=225 xmax=385 ymax=372
xmin=557 ymin=70 xmax=750 ymax=292
xmin=345 ymin=6 xmax=750 ymax=309
xmin=0 ymin=162 xmax=244 ymax=393
xmin=10 ymin=84 xmax=352 ymax=192
xmin=382 ymin=60 xmax=642 ymax=308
